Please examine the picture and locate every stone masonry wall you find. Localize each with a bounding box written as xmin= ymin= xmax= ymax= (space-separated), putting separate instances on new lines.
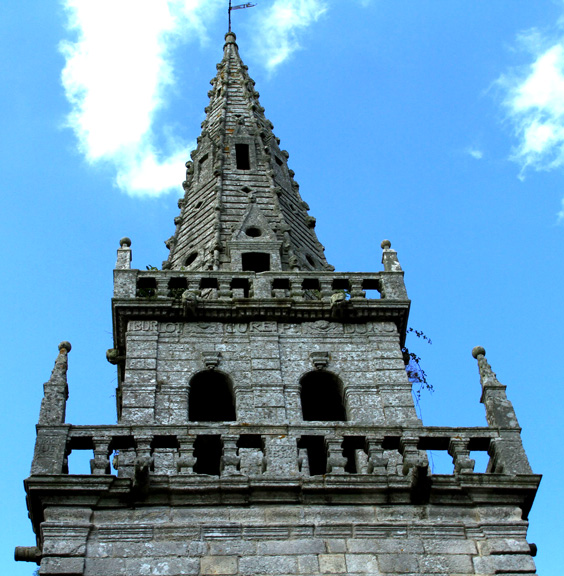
xmin=40 ymin=503 xmax=534 ymax=576
xmin=119 ymin=320 xmax=418 ymax=428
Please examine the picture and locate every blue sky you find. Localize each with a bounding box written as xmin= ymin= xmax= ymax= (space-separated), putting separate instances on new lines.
xmin=2 ymin=1 xmax=564 ymax=574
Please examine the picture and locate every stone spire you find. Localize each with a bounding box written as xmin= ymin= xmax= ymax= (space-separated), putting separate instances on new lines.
xmin=38 ymin=341 xmax=71 ymax=426
xmin=472 ymin=346 xmax=532 ymax=474
xmin=163 ymin=32 xmax=333 ymax=273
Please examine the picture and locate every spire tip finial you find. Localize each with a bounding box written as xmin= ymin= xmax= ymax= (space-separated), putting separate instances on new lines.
xmin=472 ymin=346 xmax=486 ymax=359
xmin=58 ymin=341 xmax=72 ymax=353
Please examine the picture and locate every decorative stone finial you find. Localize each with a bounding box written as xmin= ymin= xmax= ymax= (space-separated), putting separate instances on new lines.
xmin=120 ymin=237 xmax=131 ymax=248
xmin=224 ymin=32 xmax=237 ymax=45
xmin=58 ymin=341 xmax=71 ymax=353
xmin=472 ymin=346 xmax=486 ymax=359
xmin=381 ymin=239 xmax=391 ymax=249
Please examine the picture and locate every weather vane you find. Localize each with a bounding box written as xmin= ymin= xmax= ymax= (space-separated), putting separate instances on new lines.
xmin=228 ymin=0 xmax=256 ymax=33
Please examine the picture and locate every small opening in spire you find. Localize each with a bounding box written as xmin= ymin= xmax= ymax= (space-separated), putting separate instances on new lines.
xmin=185 ymin=252 xmax=198 ymax=267
xmin=275 ymin=156 xmax=283 ymax=167
xmin=242 ymin=252 xmax=270 ymax=272
xmin=245 ymin=227 xmax=262 ymax=238
xmin=236 ymin=144 xmax=251 ymax=170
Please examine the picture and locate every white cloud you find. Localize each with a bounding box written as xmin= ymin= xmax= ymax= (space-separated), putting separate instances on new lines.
xmin=466 ymin=148 xmax=484 ymax=160
xmin=60 ymin=0 xmax=223 ymax=197
xmin=498 ymin=28 xmax=564 ymax=178
xmin=252 ymin=0 xmax=328 ymax=71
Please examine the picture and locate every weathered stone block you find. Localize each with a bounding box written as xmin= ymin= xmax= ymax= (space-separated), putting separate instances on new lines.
xmin=239 ymin=555 xmax=298 ymax=575
xmin=473 ymin=553 xmax=536 ymax=574
xmin=418 ymin=552 xmax=474 ymax=573
xmin=377 ymin=553 xmax=419 ymax=573
xmin=125 ymin=556 xmax=199 ymax=575
xmin=41 ymin=556 xmax=85 ymax=574
xmin=345 ymin=553 xmax=381 ymax=573
xmin=200 ymin=555 xmax=238 ymax=575
xmin=208 ymin=540 xmax=257 ymax=556
xmin=319 ymin=553 xmax=347 ymax=573
xmin=422 ymin=539 xmax=478 ymax=555
xmin=84 ymin=557 xmax=126 ymax=575
xmin=257 ymin=538 xmax=326 ymax=555
xmin=346 ymin=538 xmax=424 ymax=554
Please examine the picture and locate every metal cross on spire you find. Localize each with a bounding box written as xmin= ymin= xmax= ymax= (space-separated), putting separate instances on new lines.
xmin=228 ymin=0 xmax=256 ymax=32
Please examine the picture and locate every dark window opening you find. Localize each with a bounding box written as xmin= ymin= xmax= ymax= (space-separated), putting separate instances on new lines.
xmin=245 ymin=227 xmax=262 ymax=238
xmin=302 ymin=278 xmax=320 ymax=291
xmin=136 ymin=277 xmax=157 ymax=298
xmin=199 ymin=153 xmax=209 ymax=167
xmin=275 ymin=156 xmax=283 ymax=166
xmin=185 ymin=252 xmax=198 ymax=267
xmin=231 ymin=278 xmax=250 ymax=298
xmin=342 ymin=436 xmax=366 ymax=473
xmin=242 ymin=252 xmax=270 ymax=272
xmin=306 ymin=255 xmax=316 ymax=267
xmin=272 ymin=278 xmax=290 ymax=290
xmin=332 ymin=278 xmax=351 ymax=291
xmin=362 ymin=278 xmax=381 ymax=299
xmin=168 ymin=277 xmax=187 ymax=298
xmin=193 ymin=435 xmax=222 ymax=475
xmin=237 ymin=434 xmax=263 ymax=449
xmin=195 ymin=201 xmax=203 ymax=209
xmin=301 ymin=371 xmax=347 ymax=421
xmin=189 ymin=371 xmax=236 ymax=422
xmin=298 ymin=436 xmax=327 ymax=475
xmin=241 ymin=186 xmax=252 ymax=194
xmin=200 ymin=277 xmax=219 ymax=290
xmin=235 ymin=144 xmax=251 ymax=170
xmin=152 ymin=436 xmax=180 ymax=450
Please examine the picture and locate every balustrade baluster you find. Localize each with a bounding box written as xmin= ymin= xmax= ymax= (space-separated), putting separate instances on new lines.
xmin=221 ymin=435 xmax=241 ymax=475
xmin=449 ymin=438 xmax=475 ymax=474
xmin=155 ymin=276 xmax=169 ymax=298
xmin=349 ymin=278 xmax=366 ymax=300
xmin=289 ymin=278 xmax=303 ymax=300
xmin=318 ymin=279 xmax=333 ymax=301
xmin=366 ymin=436 xmax=388 ymax=474
xmin=176 ymin=437 xmax=197 ymax=474
xmin=325 ymin=437 xmax=347 ymax=474
xmin=217 ymin=278 xmax=232 ymax=299
xmin=400 ymin=436 xmax=428 ymax=476
xmin=90 ymin=437 xmax=112 ymax=475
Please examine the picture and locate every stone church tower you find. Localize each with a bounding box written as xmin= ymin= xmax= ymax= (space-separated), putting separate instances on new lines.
xmin=18 ymin=32 xmax=540 ymax=576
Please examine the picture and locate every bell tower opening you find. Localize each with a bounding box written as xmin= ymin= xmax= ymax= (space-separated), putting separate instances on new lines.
xmin=188 ymin=371 xmax=236 ymax=422
xmin=300 ymin=371 xmax=347 ymax=421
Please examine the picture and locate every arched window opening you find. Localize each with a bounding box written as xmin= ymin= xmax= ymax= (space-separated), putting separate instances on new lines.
xmin=189 ymin=371 xmax=236 ymax=422
xmin=300 ymin=371 xmax=346 ymax=421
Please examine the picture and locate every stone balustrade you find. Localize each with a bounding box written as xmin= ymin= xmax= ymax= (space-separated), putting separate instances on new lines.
xmin=58 ymin=425 xmax=508 ymax=480
xmin=113 ymin=270 xmax=408 ymax=302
